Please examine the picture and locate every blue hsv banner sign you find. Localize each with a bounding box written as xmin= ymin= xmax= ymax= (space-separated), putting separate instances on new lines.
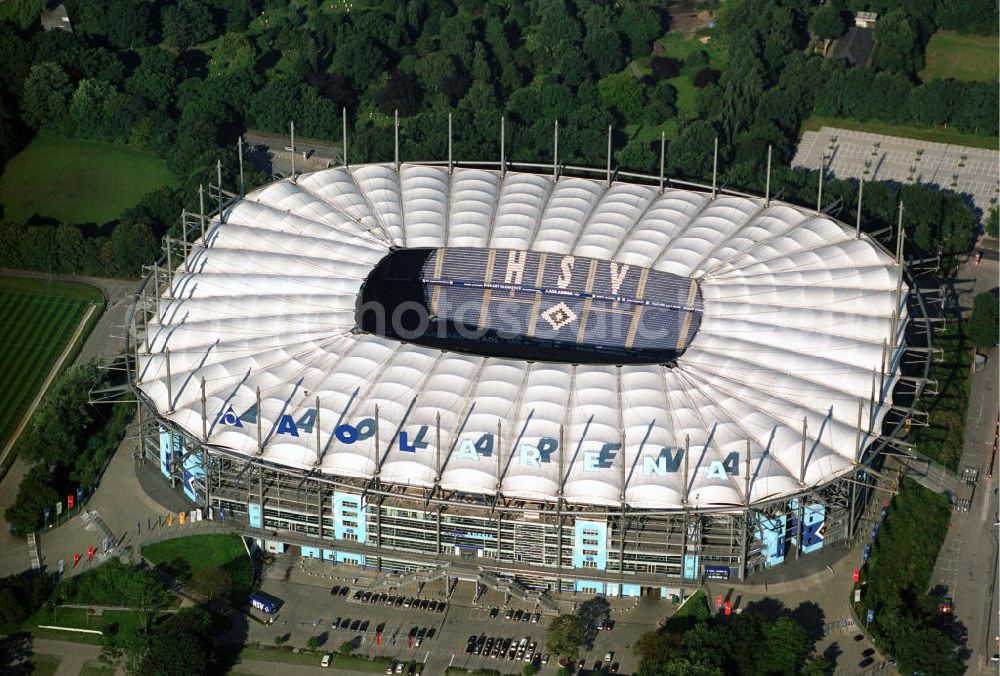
xmin=249 ymin=593 xmax=277 ymax=614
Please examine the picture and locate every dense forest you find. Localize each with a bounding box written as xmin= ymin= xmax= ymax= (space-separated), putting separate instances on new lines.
xmin=0 ymin=0 xmax=996 ymax=281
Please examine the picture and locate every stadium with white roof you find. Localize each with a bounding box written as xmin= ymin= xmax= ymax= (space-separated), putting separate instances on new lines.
xmin=127 ymin=153 xmax=931 ymax=593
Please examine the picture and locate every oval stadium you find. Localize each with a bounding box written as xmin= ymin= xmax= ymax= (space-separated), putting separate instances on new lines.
xmin=127 ymin=160 xmax=930 ymax=594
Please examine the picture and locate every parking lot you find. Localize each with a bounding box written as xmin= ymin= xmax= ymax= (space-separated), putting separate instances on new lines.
xmin=249 ymin=555 xmax=665 ymax=674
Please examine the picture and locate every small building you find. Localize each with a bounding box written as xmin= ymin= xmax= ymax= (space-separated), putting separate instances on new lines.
xmin=854 ymin=11 xmax=878 ymax=29
xmin=830 ymin=26 xmax=875 ymax=67
xmin=40 ymin=4 xmax=72 ymax=32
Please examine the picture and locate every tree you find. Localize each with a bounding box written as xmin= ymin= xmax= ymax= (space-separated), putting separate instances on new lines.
xmin=522 ymin=665 xmax=537 ymax=676
xmin=597 ymin=72 xmax=646 ymax=123
xmin=161 ymin=0 xmax=215 ymax=51
xmin=986 ymin=208 xmax=999 ymax=239
xmin=668 ymin=120 xmax=716 ymax=179
xmin=209 ymin=33 xmax=256 ymax=77
xmin=338 ymin=640 xmax=354 ymax=654
xmin=21 ymin=62 xmax=72 ymax=129
xmin=307 ymin=635 xmax=322 ymax=650
xmin=617 ymin=2 xmax=664 ymax=57
xmin=546 ymin=614 xmax=585 ymax=659
xmin=810 ymin=6 xmax=847 ymax=40
xmin=650 ymin=56 xmax=682 ymax=81
xmin=135 ymin=608 xmax=213 ymax=676
xmin=189 ymin=567 xmax=232 ymax=603
xmin=645 ymin=81 xmax=678 ymax=124
xmin=111 ymin=221 xmax=159 ymax=278
xmin=968 ymin=292 xmax=999 ymax=349
xmin=873 ymin=9 xmax=920 ymax=75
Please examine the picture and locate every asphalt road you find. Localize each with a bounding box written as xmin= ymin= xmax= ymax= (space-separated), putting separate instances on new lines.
xmin=928 ymin=247 xmax=1000 ymax=672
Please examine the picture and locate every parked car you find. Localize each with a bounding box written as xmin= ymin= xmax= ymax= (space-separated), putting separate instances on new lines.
xmin=321 ymin=653 xmax=331 ymax=668
xmin=605 ymin=619 xmax=615 ymax=630
xmin=359 ymin=620 xmax=369 ymax=631
xmin=489 ymin=607 xmax=499 ymax=618
xmin=611 ymin=662 xmax=620 ymax=673
xmin=339 ymin=587 xmax=349 ymax=596
xmin=604 ymin=651 xmax=614 ymax=662
xmin=513 ymin=609 xmax=523 ymax=621
xmin=530 ymin=612 xmax=540 ymax=623
xmin=330 ymin=585 xmax=341 ymax=596
xmin=541 ymin=654 xmax=549 ymax=664
xmin=504 ymin=608 xmax=513 ymax=620
xmin=465 ymin=635 xmax=476 ymax=653
xmin=436 ymin=602 xmax=446 ymax=613
xmin=385 ymin=662 xmax=395 ymax=674
xmin=330 ymin=617 xmax=341 ymax=629
xmin=350 ymin=619 xmax=360 ymax=631
xmin=340 ymin=617 xmax=352 ymax=629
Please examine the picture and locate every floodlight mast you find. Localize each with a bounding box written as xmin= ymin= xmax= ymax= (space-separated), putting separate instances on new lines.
xmin=658 ymin=131 xmax=666 ymax=193
xmin=855 ymin=179 xmax=864 ymax=239
xmin=816 ymin=154 xmax=825 ymax=214
xmin=290 ymin=120 xmax=295 ymax=178
xmin=605 ymin=124 xmax=612 ymax=187
xmin=711 ymin=136 xmax=718 ymax=197
xmin=765 ymin=145 xmax=772 ymax=206
xmin=553 ymin=120 xmax=559 ymax=179
xmin=237 ymin=137 xmax=244 ymax=196
xmin=394 ymin=109 xmax=400 ymax=172
xmin=342 ymin=107 xmax=348 ymax=167
xmin=500 ymin=115 xmax=506 ymax=177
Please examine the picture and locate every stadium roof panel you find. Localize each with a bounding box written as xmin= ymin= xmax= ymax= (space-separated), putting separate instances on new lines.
xmin=137 ymin=164 xmax=907 ymax=511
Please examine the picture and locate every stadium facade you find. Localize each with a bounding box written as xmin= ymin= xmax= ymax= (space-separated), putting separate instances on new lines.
xmin=127 ymin=157 xmax=931 ymax=596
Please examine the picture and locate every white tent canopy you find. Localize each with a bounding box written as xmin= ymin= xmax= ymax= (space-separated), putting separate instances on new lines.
xmin=137 ymin=165 xmax=907 ymax=510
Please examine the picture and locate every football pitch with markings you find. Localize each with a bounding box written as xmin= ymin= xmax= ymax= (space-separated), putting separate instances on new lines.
xmin=0 ymin=277 xmax=104 ymax=452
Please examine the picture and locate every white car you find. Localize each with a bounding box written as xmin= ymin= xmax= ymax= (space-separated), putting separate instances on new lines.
xmin=321 ymin=653 xmax=331 ymax=667
xmin=604 ymin=651 xmax=614 ymax=662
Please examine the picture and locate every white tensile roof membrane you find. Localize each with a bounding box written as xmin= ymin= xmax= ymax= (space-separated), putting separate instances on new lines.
xmin=137 ymin=165 xmax=908 ymax=510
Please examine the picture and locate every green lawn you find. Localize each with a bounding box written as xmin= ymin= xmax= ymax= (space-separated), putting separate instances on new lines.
xmin=0 ymin=135 xmax=174 ymax=224
xmin=624 ymin=33 xmax=726 ymax=141
xmin=920 ymin=30 xmax=999 ymax=82
xmin=142 ymin=533 xmax=255 ymax=606
xmin=801 ymin=115 xmax=999 ymax=151
xmin=0 ymin=276 xmax=104 ymax=454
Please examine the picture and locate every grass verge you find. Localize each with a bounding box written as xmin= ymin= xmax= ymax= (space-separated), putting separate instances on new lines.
xmin=27 ymin=653 xmax=61 ymax=676
xmin=80 ymin=661 xmax=117 ymax=676
xmin=236 ymin=645 xmax=390 ymax=672
xmin=913 ymin=320 xmax=972 ymax=469
xmin=0 ymin=134 xmax=174 ymax=224
xmin=801 ymin=115 xmax=999 ymax=151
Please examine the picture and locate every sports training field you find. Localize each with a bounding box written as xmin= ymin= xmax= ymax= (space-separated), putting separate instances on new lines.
xmin=0 ymin=277 xmax=104 ymax=454
xmin=0 ymin=134 xmax=174 ymax=224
